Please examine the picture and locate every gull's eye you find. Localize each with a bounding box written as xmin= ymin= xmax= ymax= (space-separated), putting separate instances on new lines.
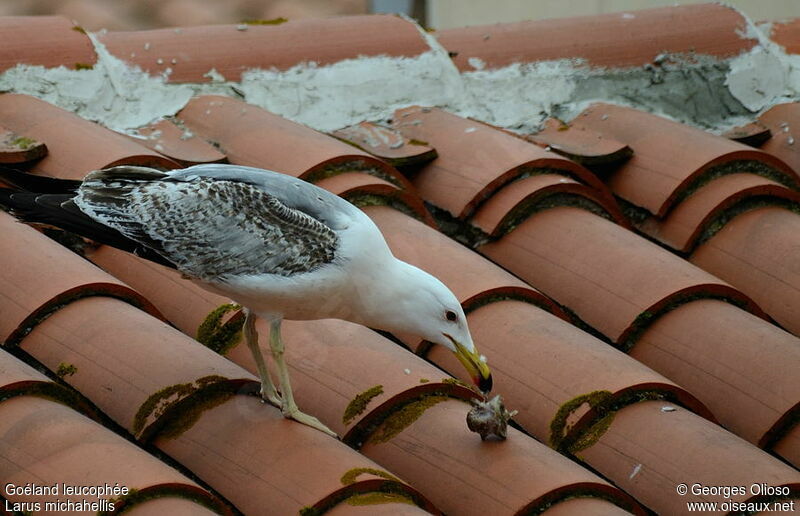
xmin=445 ymin=310 xmax=458 ymax=322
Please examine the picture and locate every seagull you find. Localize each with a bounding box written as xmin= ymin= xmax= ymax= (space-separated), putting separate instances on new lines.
xmin=0 ymin=164 xmax=492 ymax=437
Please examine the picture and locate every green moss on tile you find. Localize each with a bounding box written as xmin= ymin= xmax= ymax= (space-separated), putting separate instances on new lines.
xmin=620 ymin=290 xmax=752 ymax=353
xmin=674 ymin=159 xmax=800 ymax=208
xmin=549 ymin=390 xmax=612 ymax=451
xmin=496 ymin=192 xmax=615 ymax=237
xmin=55 ymin=362 xmax=77 ymax=378
xmin=72 ymin=25 xmax=86 ymax=34
xmin=340 ymin=467 xmax=399 ymax=486
xmin=342 ymin=385 xmax=384 ymax=425
xmin=304 ymin=161 xmax=402 ymax=189
xmin=10 ymin=136 xmax=37 ymax=150
xmin=418 ymin=378 xmax=429 ymax=383
xmin=342 ymin=191 xmax=429 ymax=225
xmin=156 ymin=388 xmax=235 ymax=440
xmin=74 ymin=63 xmax=93 ymax=70
xmin=196 ymin=303 xmax=243 ymax=355
xmin=569 ymin=411 xmax=616 ymax=453
xmin=132 ymin=374 xmax=227 ymax=438
xmin=693 ymin=196 xmax=800 ymax=250
xmin=368 ymin=395 xmax=449 ymax=444
xmin=242 ymin=17 xmax=288 ymax=25
xmin=346 ymin=492 xmax=415 ymax=507
xmin=407 ymin=138 xmax=429 ymax=146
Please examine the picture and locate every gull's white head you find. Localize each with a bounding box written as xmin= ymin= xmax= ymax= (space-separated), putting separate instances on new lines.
xmin=362 ymin=260 xmax=493 ymax=393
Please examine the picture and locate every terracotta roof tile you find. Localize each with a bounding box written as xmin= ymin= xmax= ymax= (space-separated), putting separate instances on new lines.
xmin=470 ymin=174 xmax=627 ymax=238
xmin=570 ymin=103 xmax=799 ymax=217
xmin=331 ymin=122 xmax=438 ymax=169
xmin=768 ymin=17 xmax=800 ymax=54
xmin=313 ymin=172 xmax=435 ymax=226
xmin=86 ymin=230 xmax=642 ymax=515
xmin=358 ymin=398 xmax=642 ymax=515
xmin=690 ymin=206 xmax=800 ymax=338
xmin=0 ymin=351 xmax=227 ymax=515
xmin=0 ymin=126 xmax=47 ymax=164
xmin=0 ymin=16 xmax=96 ymax=72
xmin=436 ymin=3 xmax=756 ymax=71
xmin=631 ymin=299 xmax=800 ymax=452
xmin=0 ymin=94 xmax=179 ymax=178
xmin=2 ymin=223 xmax=437 ymax=515
xmin=426 ymin=299 xmax=712 ymax=449
xmin=131 ymin=118 xmax=227 ymax=166
xmin=637 ymin=173 xmax=800 ymax=253
xmin=0 ymin=211 xmax=161 ymax=347
xmin=98 ymin=15 xmax=430 ymax=83
xmin=479 ymin=207 xmax=763 ymax=345
xmin=391 ymin=106 xmax=617 ymax=219
xmin=526 ymin=118 xmax=633 ymax=168
xmin=176 ymin=95 xmax=411 ymax=188
xmin=581 ymin=400 xmax=800 ymax=513
xmin=2 ymin=7 xmax=800 ymax=514
xmin=723 ymin=120 xmax=772 ymax=147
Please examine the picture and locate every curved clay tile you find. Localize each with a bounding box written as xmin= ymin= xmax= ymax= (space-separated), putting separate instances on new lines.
xmin=314 ymin=172 xmax=435 ymax=227
xmin=479 ymin=206 xmax=764 ymax=347
xmin=0 ymin=395 xmax=226 ymax=515
xmin=637 ymin=173 xmax=800 ymax=253
xmin=331 ymin=122 xmax=438 ymax=169
xmin=17 ymin=291 xmax=435 ymax=515
xmin=0 ymin=212 xmax=161 ymax=347
xmin=631 ymin=299 xmax=800 ymax=452
xmin=176 ymin=95 xmax=411 ymax=188
xmin=579 ymin=401 xmax=800 ymax=514
xmin=131 ymin=118 xmax=227 ymax=166
xmin=470 ymin=174 xmax=628 ymax=238
xmin=18 ymin=296 xmax=255 ymax=440
xmin=391 ymin=106 xmax=615 ymax=219
xmin=571 ymin=103 xmax=799 ymax=217
xmin=0 ymin=348 xmax=51 ymax=385
xmin=0 ymin=16 xmax=96 ymax=72
xmin=425 ymin=299 xmax=713 ymax=450
xmin=157 ymin=394 xmax=437 ymax=516
xmin=768 ymin=18 xmax=800 ymax=55
xmin=98 ymin=15 xmax=431 ymax=83
xmin=84 ymin=244 xmax=641 ymax=515
xmin=691 ymin=206 xmax=800 ymax=337
xmin=436 ymin=3 xmax=755 ymax=71
xmin=759 ymin=102 xmax=800 ymax=173
xmin=774 ymin=423 xmax=800 ymax=470
xmin=0 ymin=94 xmax=179 ymax=178
xmin=723 ymin=121 xmax=772 ymax=147
xmin=0 ymin=127 xmax=47 ymax=164
xmin=360 ymin=398 xmax=642 ymax=515
xmin=526 ymin=118 xmax=633 ymax=167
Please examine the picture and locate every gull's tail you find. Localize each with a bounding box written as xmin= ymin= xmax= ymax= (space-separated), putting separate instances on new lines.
xmin=0 ymin=167 xmax=176 ymax=268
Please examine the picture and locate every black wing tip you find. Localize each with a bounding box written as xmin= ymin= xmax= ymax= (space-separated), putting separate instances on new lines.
xmin=0 ymin=167 xmax=81 ymax=194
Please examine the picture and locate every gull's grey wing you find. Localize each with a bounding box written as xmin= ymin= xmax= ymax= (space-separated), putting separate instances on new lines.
xmin=165 ymin=163 xmax=364 ymax=231
xmin=74 ymin=166 xmax=340 ymax=280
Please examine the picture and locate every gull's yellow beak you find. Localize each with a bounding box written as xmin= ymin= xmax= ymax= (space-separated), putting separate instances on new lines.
xmin=452 ymin=339 xmax=492 ymax=394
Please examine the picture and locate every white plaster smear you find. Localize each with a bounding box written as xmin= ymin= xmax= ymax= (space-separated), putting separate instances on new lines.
xmin=1 ymin=8 xmax=800 ymax=136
